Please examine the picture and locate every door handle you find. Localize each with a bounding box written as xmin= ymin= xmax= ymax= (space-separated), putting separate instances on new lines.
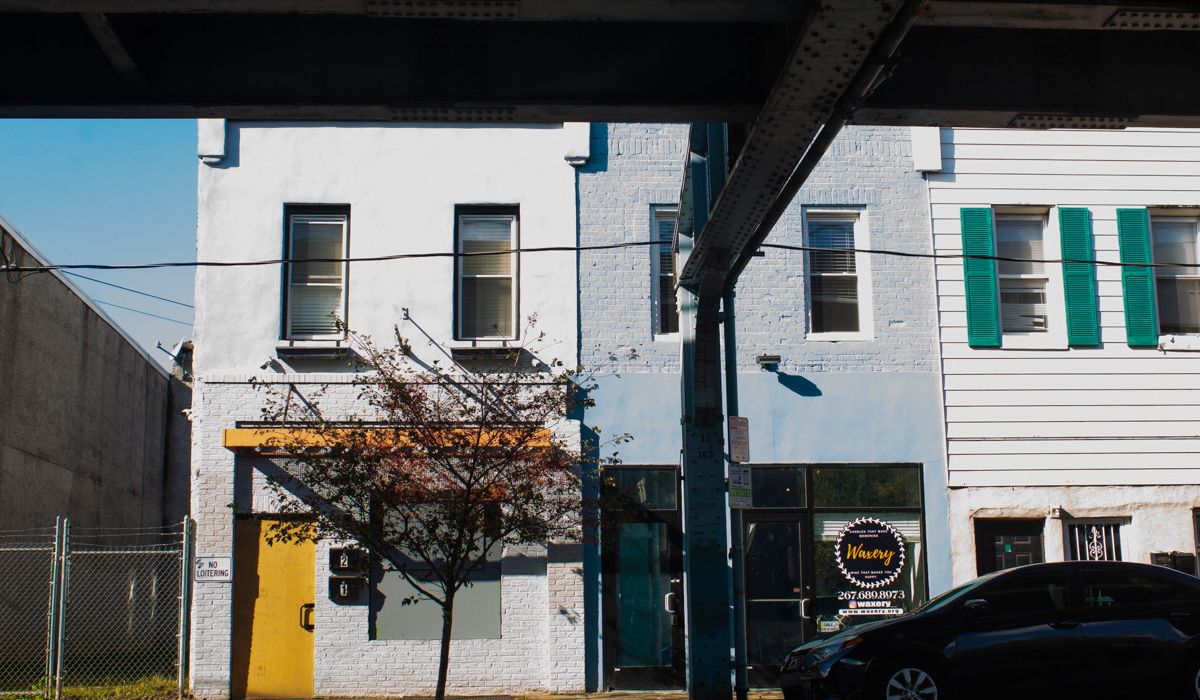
xmin=1048 ymin=620 xmax=1078 ymax=630
xmin=800 ymin=598 xmax=813 ymax=620
xmin=664 ymin=591 xmax=677 ymax=614
xmin=300 ymin=603 xmax=315 ymax=631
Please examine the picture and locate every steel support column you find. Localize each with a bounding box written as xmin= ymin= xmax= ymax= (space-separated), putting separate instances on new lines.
xmin=680 ymin=287 xmax=731 ymax=700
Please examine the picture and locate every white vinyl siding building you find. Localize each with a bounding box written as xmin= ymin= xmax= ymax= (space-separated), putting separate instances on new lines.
xmin=921 ymin=126 xmax=1200 ymax=583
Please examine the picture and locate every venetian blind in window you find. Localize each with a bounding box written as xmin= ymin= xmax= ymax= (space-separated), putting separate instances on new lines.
xmin=995 ymin=216 xmax=1048 ymax=334
xmin=458 ymin=214 xmax=516 ymax=339
xmin=1152 ymin=217 xmax=1200 ymax=334
xmin=287 ymin=214 xmax=347 ymax=338
xmin=653 ymin=209 xmax=679 ymax=335
xmin=806 ymin=217 xmax=859 ymax=334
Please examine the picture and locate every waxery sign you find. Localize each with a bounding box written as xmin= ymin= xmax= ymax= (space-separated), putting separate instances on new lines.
xmin=835 ymin=517 xmax=906 ymax=589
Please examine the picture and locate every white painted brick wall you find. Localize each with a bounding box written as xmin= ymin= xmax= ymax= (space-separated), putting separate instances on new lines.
xmin=190 ymin=376 xmax=584 ymax=698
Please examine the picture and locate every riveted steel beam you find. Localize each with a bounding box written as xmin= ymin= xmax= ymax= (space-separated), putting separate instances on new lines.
xmin=917 ymin=1 xmax=1200 ymax=30
xmin=678 ymin=0 xmax=927 ymax=292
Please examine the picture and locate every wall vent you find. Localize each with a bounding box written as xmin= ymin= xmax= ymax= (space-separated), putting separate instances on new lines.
xmin=1007 ymin=113 xmax=1135 ymax=130
xmin=1104 ymin=10 xmax=1200 ymax=30
xmin=366 ymin=0 xmax=519 ymax=19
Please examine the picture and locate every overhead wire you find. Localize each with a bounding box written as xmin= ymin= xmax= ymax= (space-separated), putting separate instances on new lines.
xmin=93 ymin=299 xmax=192 ymax=326
xmin=0 ymin=239 xmax=1197 ymax=273
xmin=62 ymin=271 xmax=193 ymax=308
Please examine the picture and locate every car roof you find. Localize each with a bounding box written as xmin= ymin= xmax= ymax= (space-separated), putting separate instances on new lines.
xmin=984 ymin=560 xmax=1200 ymax=584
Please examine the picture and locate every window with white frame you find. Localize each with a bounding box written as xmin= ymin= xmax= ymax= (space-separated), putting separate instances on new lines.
xmin=804 ymin=211 xmax=870 ymax=337
xmin=995 ymin=215 xmax=1050 ymax=334
xmin=456 ymin=209 xmax=518 ymax=340
xmin=1151 ymin=217 xmax=1200 ymax=334
xmin=651 ymin=207 xmax=679 ymax=336
xmin=285 ymin=209 xmax=348 ymax=339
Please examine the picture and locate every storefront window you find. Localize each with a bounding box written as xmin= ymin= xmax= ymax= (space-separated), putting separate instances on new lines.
xmin=812 ymin=464 xmax=920 ymax=508
xmin=811 ymin=511 xmax=926 ymax=636
xmin=750 ymin=466 xmax=806 ymax=508
xmin=610 ymin=468 xmax=677 ymax=510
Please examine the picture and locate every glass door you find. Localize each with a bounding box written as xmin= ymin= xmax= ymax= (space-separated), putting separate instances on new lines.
xmin=743 ymin=513 xmax=813 ymax=688
xmin=602 ymin=468 xmax=685 ymax=689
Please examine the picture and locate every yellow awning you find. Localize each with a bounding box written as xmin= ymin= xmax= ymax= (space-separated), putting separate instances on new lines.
xmin=223 ymin=426 xmax=552 ymax=455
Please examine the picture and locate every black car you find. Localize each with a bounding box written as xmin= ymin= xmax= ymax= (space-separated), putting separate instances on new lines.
xmin=779 ymin=561 xmax=1200 ymax=700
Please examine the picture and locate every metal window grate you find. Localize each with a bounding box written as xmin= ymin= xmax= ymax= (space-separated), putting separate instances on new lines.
xmin=1067 ymin=521 xmax=1123 ymax=562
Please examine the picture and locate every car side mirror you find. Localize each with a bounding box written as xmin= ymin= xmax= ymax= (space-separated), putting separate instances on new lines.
xmin=963 ymin=598 xmax=990 ymax=617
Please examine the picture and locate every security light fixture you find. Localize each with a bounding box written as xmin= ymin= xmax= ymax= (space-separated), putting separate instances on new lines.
xmin=756 ymin=354 xmax=781 ymax=370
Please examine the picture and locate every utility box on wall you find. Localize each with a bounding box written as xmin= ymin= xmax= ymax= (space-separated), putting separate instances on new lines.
xmin=1151 ymin=551 xmax=1198 ymax=575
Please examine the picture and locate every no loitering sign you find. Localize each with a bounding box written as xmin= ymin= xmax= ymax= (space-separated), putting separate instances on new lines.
xmin=194 ymin=556 xmax=232 ymax=583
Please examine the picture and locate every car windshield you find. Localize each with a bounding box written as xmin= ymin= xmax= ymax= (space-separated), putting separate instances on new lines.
xmin=912 ymin=571 xmax=1002 ymax=614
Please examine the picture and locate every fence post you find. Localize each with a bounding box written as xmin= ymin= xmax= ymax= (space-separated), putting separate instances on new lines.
xmin=43 ymin=517 xmax=63 ymax=700
xmin=53 ymin=518 xmax=69 ymax=700
xmin=177 ymin=516 xmax=193 ymax=700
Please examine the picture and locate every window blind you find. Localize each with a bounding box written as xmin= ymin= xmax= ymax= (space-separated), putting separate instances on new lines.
xmin=458 ymin=214 xmax=515 ymax=339
xmin=287 ymin=215 xmax=346 ymax=337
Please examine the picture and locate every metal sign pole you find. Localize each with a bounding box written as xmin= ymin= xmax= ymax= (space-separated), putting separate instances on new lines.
xmin=177 ymin=516 xmax=193 ymax=700
xmin=53 ymin=519 xmax=69 ymax=700
xmin=43 ymin=517 xmax=62 ymax=699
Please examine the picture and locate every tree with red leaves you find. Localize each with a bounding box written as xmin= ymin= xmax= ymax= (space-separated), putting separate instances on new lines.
xmin=253 ymin=322 xmax=629 ymax=700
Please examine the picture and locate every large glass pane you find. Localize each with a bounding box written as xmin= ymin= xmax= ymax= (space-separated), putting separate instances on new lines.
xmin=460 ymin=277 xmax=512 ymax=338
xmin=807 ymin=219 xmax=856 ymax=273
xmin=610 ymin=469 xmax=677 ymax=510
xmin=996 ymin=217 xmax=1045 ymax=275
xmin=615 ymin=522 xmax=672 ymax=667
xmin=747 ymin=601 xmax=803 ymax=670
xmin=1152 ymin=219 xmax=1198 ymax=275
xmin=1157 ymin=278 xmax=1200 ymax=334
xmin=745 ymin=522 xmax=802 ymax=600
xmin=1000 ymin=278 xmax=1048 ymax=333
xmin=810 ymin=275 xmax=859 ymax=333
xmin=460 ymin=216 xmax=513 ymax=276
xmin=289 ymin=284 xmax=342 ymax=336
xmin=812 ymin=465 xmax=921 ymax=508
xmin=750 ymin=467 xmax=805 ymax=508
xmin=290 ymin=218 xmax=344 ymax=283
xmin=812 ymin=512 xmax=925 ymax=636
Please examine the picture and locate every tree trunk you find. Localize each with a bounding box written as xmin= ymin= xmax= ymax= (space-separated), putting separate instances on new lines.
xmin=435 ymin=594 xmax=455 ymax=700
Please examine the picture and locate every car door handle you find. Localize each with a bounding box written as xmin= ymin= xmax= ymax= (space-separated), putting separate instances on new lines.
xmin=1048 ymin=620 xmax=1079 ymax=630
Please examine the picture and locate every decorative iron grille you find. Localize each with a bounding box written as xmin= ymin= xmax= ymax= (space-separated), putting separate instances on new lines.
xmin=1067 ymin=521 xmax=1123 ymax=562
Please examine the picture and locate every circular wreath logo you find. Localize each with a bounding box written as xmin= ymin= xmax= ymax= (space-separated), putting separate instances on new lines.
xmin=835 ymin=517 xmax=906 ymax=589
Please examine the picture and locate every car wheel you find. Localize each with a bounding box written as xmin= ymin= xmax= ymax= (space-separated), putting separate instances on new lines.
xmin=1186 ymin=657 xmax=1200 ymax=700
xmin=878 ymin=660 xmax=946 ymax=700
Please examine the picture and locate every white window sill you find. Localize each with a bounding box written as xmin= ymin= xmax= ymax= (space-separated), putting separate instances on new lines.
xmin=653 ymin=333 xmax=680 ymax=344
xmin=805 ymin=332 xmax=874 ymax=342
xmin=1159 ymin=334 xmax=1200 ymax=352
xmin=1000 ymin=333 xmax=1067 ymax=351
xmin=277 ymin=339 xmax=347 ymax=349
xmin=446 ymin=339 xmax=518 ymax=349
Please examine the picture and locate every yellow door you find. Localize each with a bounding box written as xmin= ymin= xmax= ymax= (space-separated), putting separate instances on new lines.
xmin=231 ymin=517 xmax=315 ymax=699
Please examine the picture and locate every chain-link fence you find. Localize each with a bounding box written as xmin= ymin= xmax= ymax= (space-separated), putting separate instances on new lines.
xmin=0 ymin=519 xmax=192 ymax=700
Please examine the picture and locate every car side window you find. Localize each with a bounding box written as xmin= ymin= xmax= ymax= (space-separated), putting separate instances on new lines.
xmin=979 ymin=568 xmax=1069 ymax=617
xmin=1081 ymin=568 xmax=1200 ymax=609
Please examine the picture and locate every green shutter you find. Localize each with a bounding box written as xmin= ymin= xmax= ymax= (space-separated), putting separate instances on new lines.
xmin=1058 ymin=208 xmax=1100 ymax=346
xmin=1116 ymin=208 xmax=1159 ymax=347
xmin=960 ymin=208 xmax=1001 ymax=348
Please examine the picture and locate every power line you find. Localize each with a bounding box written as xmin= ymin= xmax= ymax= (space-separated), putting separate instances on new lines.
xmin=0 ymin=239 xmax=1196 ymax=273
xmin=63 ymin=271 xmax=193 ymax=308
xmin=93 ymin=299 xmax=192 ymax=326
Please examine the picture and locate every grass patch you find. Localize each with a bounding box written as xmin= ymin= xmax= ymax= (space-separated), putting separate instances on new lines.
xmin=61 ymin=675 xmax=178 ymax=700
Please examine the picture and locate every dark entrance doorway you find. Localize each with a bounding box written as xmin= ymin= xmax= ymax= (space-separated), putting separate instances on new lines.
xmin=974 ymin=518 xmax=1045 ymax=575
xmin=601 ymin=467 xmax=685 ymax=690
xmin=743 ymin=511 xmax=812 ymax=687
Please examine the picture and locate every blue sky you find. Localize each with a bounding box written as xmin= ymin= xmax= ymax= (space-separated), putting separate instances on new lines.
xmin=0 ymin=120 xmax=197 ymax=369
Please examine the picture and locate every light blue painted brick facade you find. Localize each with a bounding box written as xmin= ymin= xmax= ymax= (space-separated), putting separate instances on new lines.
xmin=577 ymin=124 xmax=951 ymax=690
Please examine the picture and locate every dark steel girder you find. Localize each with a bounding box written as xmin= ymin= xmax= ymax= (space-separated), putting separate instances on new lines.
xmin=0 ymin=13 xmax=792 ymax=120
xmin=858 ymin=25 xmax=1200 ymax=128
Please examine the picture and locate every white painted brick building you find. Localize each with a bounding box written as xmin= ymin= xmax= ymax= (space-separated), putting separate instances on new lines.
xmin=189 ymin=120 xmax=586 ymax=698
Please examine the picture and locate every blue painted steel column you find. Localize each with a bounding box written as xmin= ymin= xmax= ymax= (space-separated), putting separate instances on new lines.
xmin=723 ymin=289 xmax=749 ymax=700
xmin=681 ymin=288 xmax=732 ymax=700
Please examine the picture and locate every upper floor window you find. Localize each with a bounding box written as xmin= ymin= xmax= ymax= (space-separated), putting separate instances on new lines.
xmin=995 ymin=215 xmax=1049 ymax=334
xmin=285 ymin=208 xmax=348 ymax=339
xmin=1151 ymin=217 xmax=1200 ymax=334
xmin=456 ymin=208 xmax=518 ymax=340
xmin=804 ymin=210 xmax=871 ymax=338
xmin=651 ymin=207 xmax=679 ymax=336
